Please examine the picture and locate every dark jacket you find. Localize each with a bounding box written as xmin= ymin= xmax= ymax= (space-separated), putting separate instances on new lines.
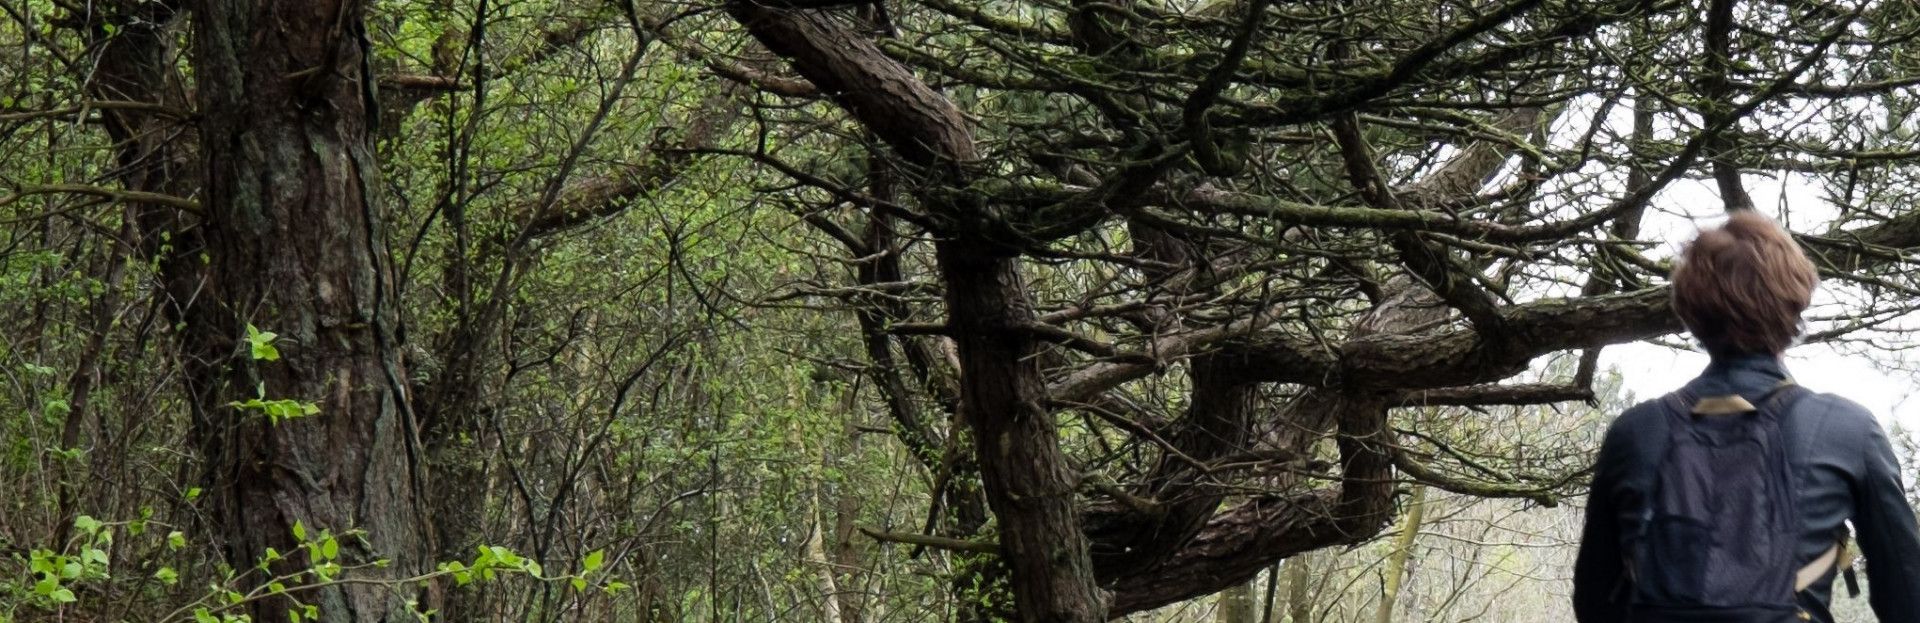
xmin=1573 ymin=354 xmax=1920 ymax=622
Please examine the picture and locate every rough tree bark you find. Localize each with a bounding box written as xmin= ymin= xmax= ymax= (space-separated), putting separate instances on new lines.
xmin=183 ymin=1 xmax=433 ymax=620
xmin=938 ymin=244 xmax=1110 ymax=621
xmin=729 ymin=4 xmax=1108 ymax=619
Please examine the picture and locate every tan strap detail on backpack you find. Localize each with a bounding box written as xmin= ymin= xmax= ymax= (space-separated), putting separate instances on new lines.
xmin=1794 ymin=536 xmax=1856 ymax=594
xmin=1794 ymin=543 xmax=1840 ymax=591
xmin=1691 ymin=380 xmax=1798 ymax=416
xmin=1692 ymin=395 xmax=1758 ymax=415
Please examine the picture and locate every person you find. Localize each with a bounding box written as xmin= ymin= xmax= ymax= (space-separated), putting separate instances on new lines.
xmin=1572 ymin=211 xmax=1920 ymax=622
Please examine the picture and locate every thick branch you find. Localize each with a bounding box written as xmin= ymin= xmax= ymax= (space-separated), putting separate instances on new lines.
xmin=728 ymin=2 xmax=975 ymax=167
xmin=1395 ymin=381 xmax=1593 ymax=407
xmin=1047 ymin=304 xmax=1294 ymax=404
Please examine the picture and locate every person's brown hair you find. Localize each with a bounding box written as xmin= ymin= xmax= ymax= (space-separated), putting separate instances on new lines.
xmin=1669 ymin=211 xmax=1819 ymax=356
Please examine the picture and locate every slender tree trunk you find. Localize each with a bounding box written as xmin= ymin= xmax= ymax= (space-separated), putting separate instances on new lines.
xmin=1261 ymin=560 xmax=1285 ymax=623
xmin=52 ymin=232 xmax=128 ymax=548
xmin=1286 ymin=553 xmax=1314 ymax=623
xmin=807 ymin=485 xmax=846 ymax=623
xmin=183 ymin=1 xmax=432 ymax=621
xmin=1217 ymin=581 xmax=1258 ymax=623
xmin=1373 ymin=486 xmax=1427 ymax=623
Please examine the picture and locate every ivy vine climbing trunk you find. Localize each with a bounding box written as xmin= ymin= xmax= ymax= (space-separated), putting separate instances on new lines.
xmin=183 ymin=1 xmax=433 ymax=621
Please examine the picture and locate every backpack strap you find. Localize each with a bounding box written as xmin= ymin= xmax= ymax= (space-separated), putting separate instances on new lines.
xmin=1662 ymin=388 xmax=1699 ymax=419
xmin=1794 ymin=535 xmax=1863 ymax=598
xmin=1751 ymin=383 xmax=1861 ymax=599
xmin=1795 ymin=542 xmax=1841 ymax=592
xmin=1620 ymin=389 xmax=1699 ymax=598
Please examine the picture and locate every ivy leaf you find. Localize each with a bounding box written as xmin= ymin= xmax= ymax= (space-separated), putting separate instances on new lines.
xmin=246 ymin=325 xmax=281 ymax=361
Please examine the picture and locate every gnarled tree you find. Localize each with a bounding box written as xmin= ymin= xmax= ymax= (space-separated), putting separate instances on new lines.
xmin=717 ymin=0 xmax=1920 ymax=619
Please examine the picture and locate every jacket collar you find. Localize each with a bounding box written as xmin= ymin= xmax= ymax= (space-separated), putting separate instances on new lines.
xmin=1685 ymin=352 xmax=1793 ymax=407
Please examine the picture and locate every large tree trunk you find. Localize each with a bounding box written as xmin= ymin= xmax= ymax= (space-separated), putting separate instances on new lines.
xmin=938 ymin=243 xmax=1108 ymax=622
xmin=184 ymin=1 xmax=432 ymax=621
xmin=728 ymin=5 xmax=1107 ymax=619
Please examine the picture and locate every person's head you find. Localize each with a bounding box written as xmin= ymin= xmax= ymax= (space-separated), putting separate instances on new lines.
xmin=1670 ymin=211 xmax=1819 ymax=358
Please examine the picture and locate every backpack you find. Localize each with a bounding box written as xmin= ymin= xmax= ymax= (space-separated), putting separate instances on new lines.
xmin=1621 ymin=383 xmax=1854 ymax=621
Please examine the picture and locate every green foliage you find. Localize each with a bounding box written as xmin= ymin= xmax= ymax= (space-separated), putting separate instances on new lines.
xmin=244 ymin=325 xmax=280 ymax=362
xmin=227 ymin=325 xmax=319 ymax=424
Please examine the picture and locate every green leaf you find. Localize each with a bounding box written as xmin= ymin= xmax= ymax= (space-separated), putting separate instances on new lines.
xmin=291 ymin=521 xmax=307 ymax=542
xmin=73 ymin=515 xmax=102 ymax=535
xmin=49 ymin=587 xmax=76 ymax=603
xmin=154 ymin=567 xmax=179 ymax=585
xmin=570 ymin=577 xmax=587 ymax=592
xmin=246 ymin=325 xmax=281 ymax=361
xmin=581 ymin=549 xmax=605 ymax=573
xmin=321 ymin=536 xmax=339 ymax=561
xmin=168 ymin=531 xmax=187 ymax=551
xmin=194 ymin=608 xmax=219 ymax=623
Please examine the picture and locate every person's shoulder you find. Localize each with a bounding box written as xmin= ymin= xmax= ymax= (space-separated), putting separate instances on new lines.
xmin=1793 ymin=389 xmax=1881 ymax=432
xmin=1600 ymin=396 xmax=1673 ymax=440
